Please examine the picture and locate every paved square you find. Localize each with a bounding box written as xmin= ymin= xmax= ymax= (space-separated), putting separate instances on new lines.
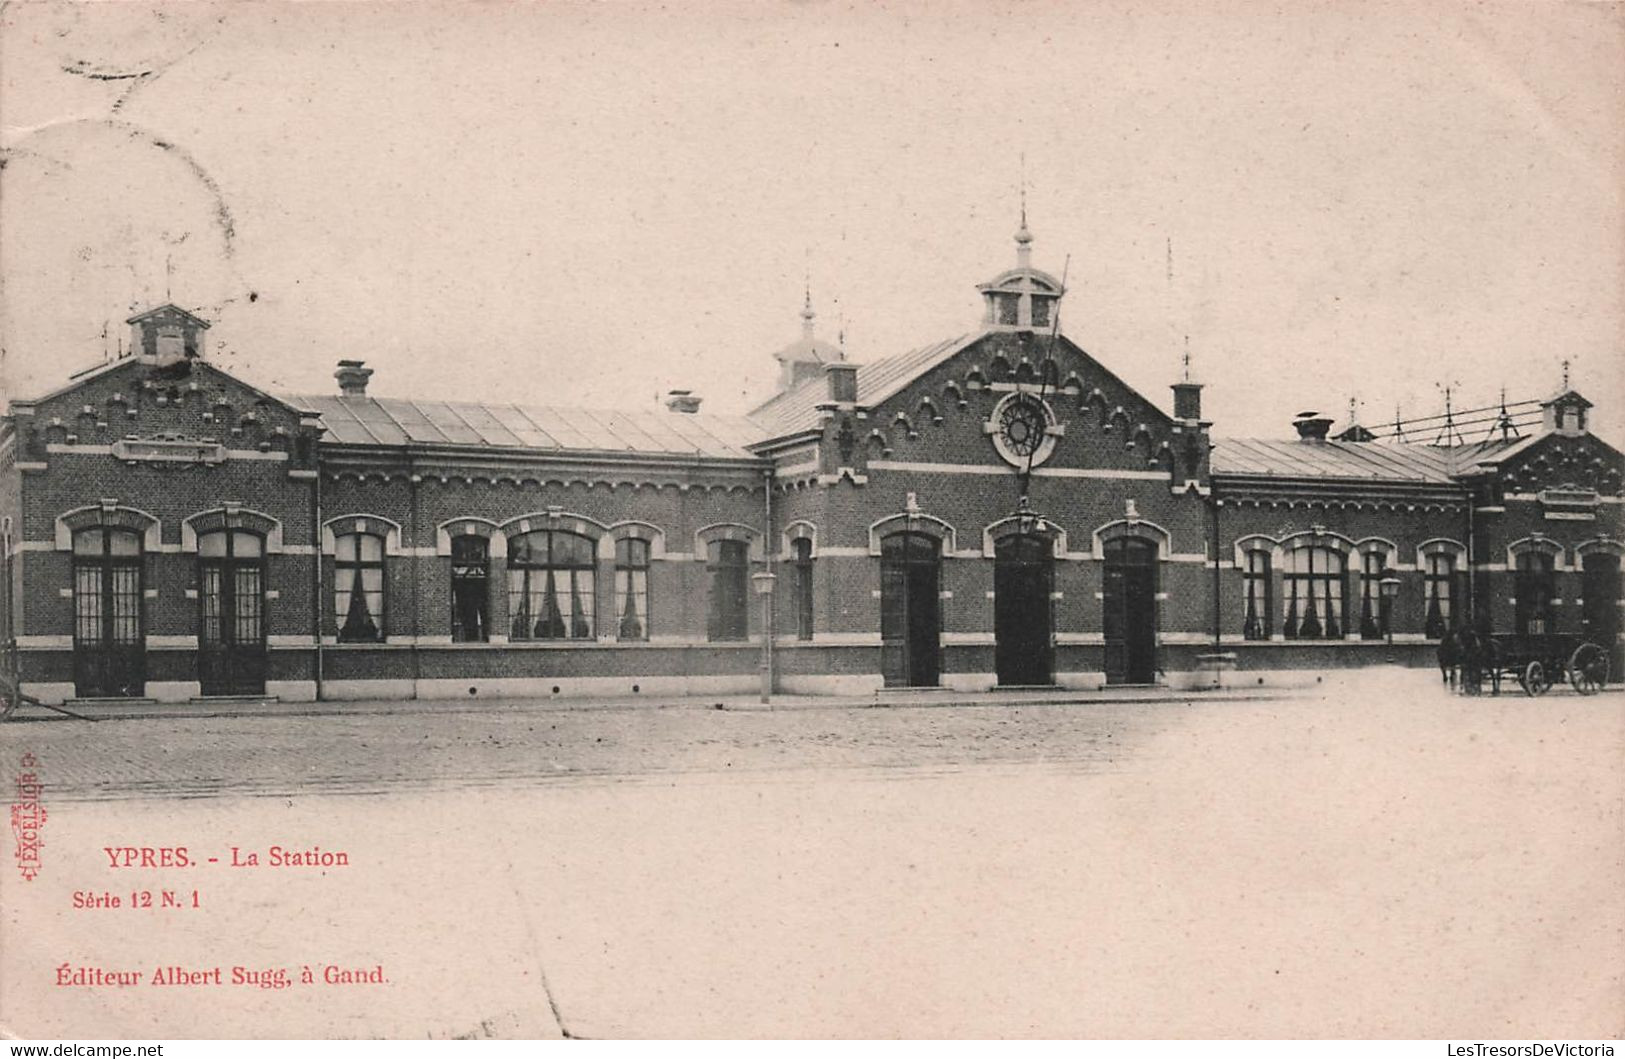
xmin=1 ymin=671 xmax=1620 ymax=1038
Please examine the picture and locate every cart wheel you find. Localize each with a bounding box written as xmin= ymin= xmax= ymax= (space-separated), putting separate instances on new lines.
xmin=1568 ymin=643 xmax=1610 ymax=695
xmin=1521 ymin=660 xmax=1549 ymax=696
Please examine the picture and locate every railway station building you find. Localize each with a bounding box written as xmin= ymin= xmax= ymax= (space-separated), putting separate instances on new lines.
xmin=2 ymin=225 xmax=1621 ymax=704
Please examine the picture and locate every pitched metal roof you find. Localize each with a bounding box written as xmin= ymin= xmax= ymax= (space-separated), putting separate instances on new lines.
xmin=285 ymin=393 xmax=764 ymax=461
xmin=1211 ymin=437 xmax=1461 ymax=484
xmin=748 ymin=331 xmax=980 ymax=440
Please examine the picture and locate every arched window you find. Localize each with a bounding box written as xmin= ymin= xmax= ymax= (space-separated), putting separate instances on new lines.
xmin=707 ymin=540 xmax=750 ymax=642
xmin=1241 ymin=549 xmax=1271 ymax=640
xmin=1359 ymin=551 xmax=1385 ymax=640
xmin=509 ymin=530 xmax=596 ymax=640
xmin=1283 ymin=545 xmax=1345 ymax=640
xmin=614 ymin=537 xmax=650 ymax=641
xmin=450 ymin=535 xmax=489 ymax=643
xmin=791 ymin=537 xmax=814 ymax=641
xmin=1424 ymin=553 xmax=1456 ymax=640
xmin=1514 ymin=551 xmax=1557 ymax=636
xmin=72 ymin=527 xmax=145 ymax=697
xmin=335 ymin=532 xmax=386 ymax=642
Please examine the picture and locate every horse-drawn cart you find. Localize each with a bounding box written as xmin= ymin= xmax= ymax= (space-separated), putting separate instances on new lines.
xmin=1483 ymin=633 xmax=1610 ymax=696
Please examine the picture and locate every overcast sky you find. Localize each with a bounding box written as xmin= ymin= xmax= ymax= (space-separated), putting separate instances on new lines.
xmin=2 ymin=0 xmax=1621 ymax=444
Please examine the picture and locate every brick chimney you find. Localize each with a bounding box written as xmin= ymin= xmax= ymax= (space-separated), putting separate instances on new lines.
xmin=1171 ymin=381 xmax=1203 ymax=421
xmin=825 ymin=362 xmax=859 ymax=404
xmin=335 ymin=360 xmax=374 ymax=398
xmin=665 ymin=389 xmax=702 ymax=414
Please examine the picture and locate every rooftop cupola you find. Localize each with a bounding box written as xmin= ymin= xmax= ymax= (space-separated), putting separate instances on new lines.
xmin=771 ymin=287 xmax=843 ymax=392
xmin=127 ymin=304 xmax=209 ymax=367
xmin=977 ymin=212 xmax=1064 ymax=332
xmin=1541 ymin=361 xmax=1592 ymax=436
xmin=1542 ymin=388 xmax=1591 ymax=437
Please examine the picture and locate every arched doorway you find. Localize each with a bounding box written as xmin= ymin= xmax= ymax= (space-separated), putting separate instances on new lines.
xmin=994 ymin=533 xmax=1054 ymax=686
xmin=71 ymin=526 xmax=146 ymax=698
xmin=198 ymin=529 xmax=268 ymax=696
xmin=1102 ymin=536 xmax=1157 ymax=685
xmin=880 ymin=532 xmax=940 ymax=688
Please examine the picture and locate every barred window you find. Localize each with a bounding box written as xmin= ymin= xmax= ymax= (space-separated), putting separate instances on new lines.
xmin=335 ymin=532 xmax=386 ymax=642
xmin=1283 ymin=545 xmax=1345 ymax=640
xmin=707 ymin=539 xmax=749 ymax=642
xmin=509 ymin=530 xmax=596 ymax=640
xmin=73 ymin=528 xmax=143 ymax=647
xmin=1424 ymin=553 xmax=1455 ymax=639
xmin=614 ymin=537 xmax=650 ymax=642
xmin=450 ymin=535 xmax=489 ymax=643
xmin=1241 ymin=549 xmax=1271 ymax=640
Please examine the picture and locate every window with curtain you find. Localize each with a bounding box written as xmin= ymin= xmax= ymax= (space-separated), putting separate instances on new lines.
xmin=335 ymin=532 xmax=385 ymax=642
xmin=450 ymin=534 xmax=489 ymax=643
xmin=614 ymin=537 xmax=650 ymax=641
xmin=1424 ymin=553 xmax=1455 ymax=639
xmin=509 ymin=530 xmax=596 ymax=640
xmin=1283 ymin=545 xmax=1345 ymax=640
xmin=1360 ymin=552 xmax=1385 ymax=640
xmin=791 ymin=537 xmax=814 ymax=641
xmin=1514 ymin=551 xmax=1556 ymax=636
xmin=707 ymin=539 xmax=749 ymax=642
xmin=1242 ymin=549 xmax=1271 ymax=640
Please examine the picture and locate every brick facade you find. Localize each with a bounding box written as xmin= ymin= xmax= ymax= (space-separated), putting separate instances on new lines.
xmin=2 ymin=287 xmax=1620 ymax=705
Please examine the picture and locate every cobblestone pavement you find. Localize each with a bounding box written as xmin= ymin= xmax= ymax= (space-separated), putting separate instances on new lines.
xmin=0 ymin=695 xmax=1204 ymax=802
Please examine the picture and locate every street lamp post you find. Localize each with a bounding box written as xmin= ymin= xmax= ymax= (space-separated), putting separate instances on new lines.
xmin=1379 ymin=568 xmax=1402 ymax=653
xmin=752 ymin=569 xmax=776 ymax=706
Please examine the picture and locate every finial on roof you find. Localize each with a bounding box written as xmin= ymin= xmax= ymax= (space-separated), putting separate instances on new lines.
xmin=1562 ymin=357 xmax=1571 ymax=390
xmin=800 ymin=268 xmax=816 ymax=340
xmin=1182 ymin=335 xmax=1192 ymax=383
xmin=1014 ymin=153 xmax=1034 ymax=264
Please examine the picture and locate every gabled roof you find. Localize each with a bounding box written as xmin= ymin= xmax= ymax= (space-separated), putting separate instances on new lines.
xmin=748 ymin=331 xmax=982 ymax=441
xmin=286 ymin=393 xmax=764 ymax=461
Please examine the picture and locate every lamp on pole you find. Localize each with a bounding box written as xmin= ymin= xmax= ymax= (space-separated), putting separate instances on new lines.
xmin=752 ymin=569 xmax=776 ymax=706
xmin=1379 ymin=568 xmax=1402 ymax=651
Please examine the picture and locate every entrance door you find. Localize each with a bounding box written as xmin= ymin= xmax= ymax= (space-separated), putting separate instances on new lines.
xmin=71 ymin=527 xmax=146 ymax=698
xmin=1103 ymin=537 xmax=1157 ymax=685
xmin=1583 ymin=552 xmax=1621 ymax=674
xmin=880 ymin=532 xmax=940 ymax=687
xmin=198 ymin=530 xmax=268 ymax=696
xmin=995 ymin=533 xmax=1054 ymax=686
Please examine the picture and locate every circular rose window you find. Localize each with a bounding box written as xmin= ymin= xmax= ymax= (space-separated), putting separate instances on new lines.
xmin=989 ymin=392 xmax=1059 ymax=468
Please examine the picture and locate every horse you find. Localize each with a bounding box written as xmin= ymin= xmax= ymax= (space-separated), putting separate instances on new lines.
xmin=1437 ymin=626 xmax=1468 ymax=689
xmin=1437 ymin=626 xmax=1500 ymax=696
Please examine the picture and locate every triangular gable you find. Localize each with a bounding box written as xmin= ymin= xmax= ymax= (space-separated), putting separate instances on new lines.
xmin=1486 ymin=430 xmax=1624 ymax=496
xmin=124 ymin=303 xmax=212 ymax=329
